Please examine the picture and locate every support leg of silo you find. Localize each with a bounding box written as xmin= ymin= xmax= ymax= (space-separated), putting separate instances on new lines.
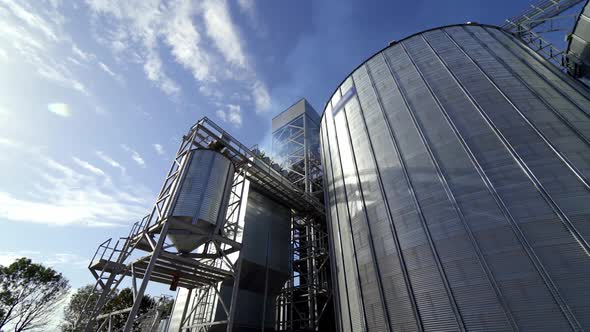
xmin=122 ymin=221 xmax=171 ymax=332
xmin=226 ymin=257 xmax=242 ymax=332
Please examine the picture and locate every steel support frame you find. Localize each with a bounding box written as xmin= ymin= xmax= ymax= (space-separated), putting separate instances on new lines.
xmin=77 ymin=117 xmax=324 ymax=332
xmin=277 ymin=215 xmax=330 ymax=331
xmin=272 ymin=120 xmax=307 ymax=188
xmin=176 ymin=170 xmax=247 ymax=332
xmin=273 ymin=116 xmax=324 ymax=196
xmin=174 ymin=256 xmax=243 ymax=332
xmin=273 ymin=113 xmax=331 ymax=331
xmin=122 ymin=166 xmax=245 ymax=332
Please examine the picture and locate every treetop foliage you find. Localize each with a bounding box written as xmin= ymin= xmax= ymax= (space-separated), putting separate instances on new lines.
xmin=0 ymin=257 xmax=70 ymax=332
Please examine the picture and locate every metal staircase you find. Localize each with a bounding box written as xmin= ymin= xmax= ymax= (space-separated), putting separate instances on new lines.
xmin=76 ymin=221 xmax=145 ymax=331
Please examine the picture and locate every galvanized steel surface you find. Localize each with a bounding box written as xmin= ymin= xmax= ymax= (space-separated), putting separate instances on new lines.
xmin=212 ymin=188 xmax=291 ymax=331
xmin=321 ymin=24 xmax=590 ymax=332
xmin=566 ymin=0 xmax=590 ymax=77
xmin=167 ymin=288 xmax=191 ymax=332
xmin=272 ymin=98 xmax=321 ymax=132
xmin=169 ymin=149 xmax=235 ymax=253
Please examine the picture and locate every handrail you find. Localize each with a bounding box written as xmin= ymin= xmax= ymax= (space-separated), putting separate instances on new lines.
xmin=503 ymin=0 xmax=583 ymax=31
xmin=89 ymin=238 xmax=111 ymax=268
xmin=190 ymin=117 xmax=324 ymax=214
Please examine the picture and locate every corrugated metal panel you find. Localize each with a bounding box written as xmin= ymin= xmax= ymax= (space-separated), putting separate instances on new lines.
xmin=321 ymin=115 xmax=352 ymax=332
xmin=167 ymin=288 xmax=190 ymax=332
xmin=566 ymin=1 xmax=590 ymax=77
xmin=324 ymin=94 xmax=366 ymax=332
xmin=168 ymin=149 xmax=234 ymax=253
xmin=172 ymin=149 xmax=234 ymax=225
xmin=345 ymin=70 xmax=420 ymax=332
xmin=322 ymin=24 xmax=590 ymax=331
xmin=210 ymin=188 xmax=291 ymax=331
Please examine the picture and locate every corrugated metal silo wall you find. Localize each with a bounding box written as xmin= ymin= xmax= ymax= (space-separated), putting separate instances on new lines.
xmin=212 ymin=187 xmax=291 ymax=332
xmin=320 ymin=24 xmax=590 ymax=332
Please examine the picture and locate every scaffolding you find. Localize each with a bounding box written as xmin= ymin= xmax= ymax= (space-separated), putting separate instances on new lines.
xmin=501 ymin=0 xmax=585 ymax=69
xmin=275 ymin=215 xmax=331 ymax=331
xmin=272 ymin=103 xmax=333 ymax=331
xmin=75 ymin=117 xmax=323 ymax=332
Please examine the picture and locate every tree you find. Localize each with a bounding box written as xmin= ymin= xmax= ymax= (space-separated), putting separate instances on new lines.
xmin=0 ymin=257 xmax=70 ymax=332
xmin=61 ymin=286 xmax=160 ymax=332
xmin=60 ymin=285 xmax=105 ymax=332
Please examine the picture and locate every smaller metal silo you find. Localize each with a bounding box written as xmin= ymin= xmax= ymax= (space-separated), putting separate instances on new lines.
xmin=168 ymin=149 xmax=235 ymax=253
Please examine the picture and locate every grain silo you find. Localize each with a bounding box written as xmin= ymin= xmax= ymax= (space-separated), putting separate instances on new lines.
xmin=320 ymin=23 xmax=590 ymax=331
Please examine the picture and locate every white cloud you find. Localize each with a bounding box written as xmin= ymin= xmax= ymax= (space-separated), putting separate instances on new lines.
xmin=227 ymin=104 xmax=242 ymax=126
xmin=0 ymin=143 xmax=152 ymax=227
xmin=71 ymin=43 xmax=123 ymax=84
xmin=86 ymin=0 xmax=183 ymax=96
xmin=121 ymin=144 xmax=146 ymax=167
xmin=45 ymin=253 xmax=88 ymax=267
xmin=47 ymin=103 xmax=71 ymax=117
xmin=0 ymin=1 xmax=89 ymax=95
xmin=94 ymin=105 xmax=109 ymax=115
xmin=0 ymin=47 xmax=8 ymax=61
xmin=216 ymin=104 xmax=242 ymax=127
xmin=72 ymin=157 xmax=105 ymax=176
xmin=98 ymin=61 xmax=115 ymax=76
xmin=253 ymin=80 xmax=271 ymax=112
xmin=38 ymin=64 xmax=88 ymax=94
xmin=85 ymin=0 xmax=272 ymax=113
xmin=67 ymin=56 xmax=83 ymax=66
xmin=237 ymin=0 xmax=255 ymax=16
xmin=0 ymin=137 xmax=22 ymax=148
xmin=71 ymin=44 xmax=93 ymax=62
xmin=144 ymin=52 xmax=180 ymax=96
xmin=200 ymin=0 xmax=272 ymax=113
xmin=1 ymin=0 xmax=59 ymax=42
xmin=0 ymin=251 xmax=88 ymax=269
xmin=201 ymin=0 xmax=246 ymax=67
xmin=199 ymin=85 xmax=222 ymax=98
xmin=216 ymin=109 xmax=227 ymax=122
xmin=0 ymin=24 xmax=45 ymax=51
xmin=230 ymin=92 xmax=251 ymax=102
xmin=229 ymin=113 xmax=242 ymax=127
xmin=98 ymin=61 xmax=123 ymax=82
xmin=0 ymin=251 xmax=40 ymax=266
xmin=164 ymin=0 xmax=210 ymax=82
xmin=96 ymin=150 xmax=126 ymax=173
xmin=153 ymin=143 xmax=165 ymax=155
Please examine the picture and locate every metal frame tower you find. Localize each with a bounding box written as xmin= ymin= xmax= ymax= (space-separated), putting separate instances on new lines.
xmin=75 ymin=117 xmax=323 ymax=332
xmin=272 ymin=100 xmax=333 ymax=331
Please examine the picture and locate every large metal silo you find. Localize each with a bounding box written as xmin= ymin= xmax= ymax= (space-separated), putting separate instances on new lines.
xmin=320 ymin=23 xmax=590 ymax=332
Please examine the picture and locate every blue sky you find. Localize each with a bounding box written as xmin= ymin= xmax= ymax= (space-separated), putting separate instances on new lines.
xmin=0 ymin=0 xmax=567 ymax=291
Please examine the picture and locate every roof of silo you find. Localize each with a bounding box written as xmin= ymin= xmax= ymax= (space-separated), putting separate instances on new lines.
xmin=319 ymin=23 xmax=506 ymax=124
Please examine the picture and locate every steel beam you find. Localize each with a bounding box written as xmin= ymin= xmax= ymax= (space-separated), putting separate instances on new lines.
xmin=122 ymin=222 xmax=170 ymax=332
